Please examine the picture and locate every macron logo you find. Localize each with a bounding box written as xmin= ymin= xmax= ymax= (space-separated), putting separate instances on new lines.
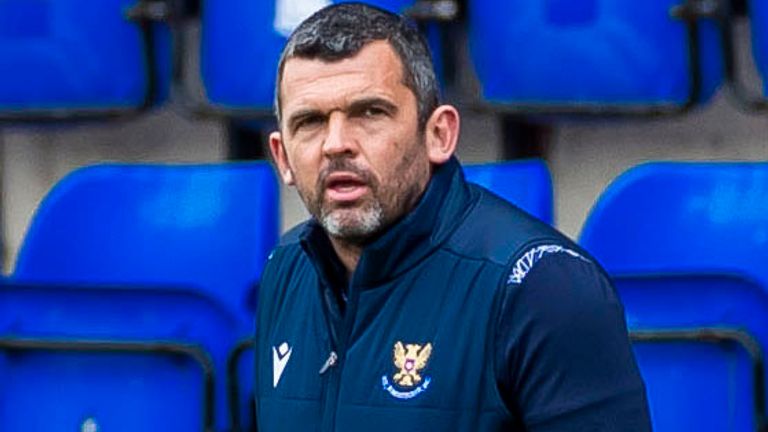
xmin=273 ymin=342 xmax=293 ymax=388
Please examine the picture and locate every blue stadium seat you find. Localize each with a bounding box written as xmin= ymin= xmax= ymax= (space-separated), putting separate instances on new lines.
xmin=579 ymin=162 xmax=768 ymax=287
xmin=12 ymin=162 xmax=279 ymax=323
xmin=468 ymin=0 xmax=723 ymax=109
xmin=463 ymin=159 xmax=553 ymax=224
xmin=0 ymin=281 xmax=238 ymax=431
xmin=0 ymin=0 xmax=171 ymax=113
xmin=8 ymin=162 xmax=279 ymax=431
xmin=579 ymin=162 xmax=768 ymax=430
xmin=201 ymin=0 xmax=415 ymax=110
xmin=615 ymin=274 xmax=768 ymax=431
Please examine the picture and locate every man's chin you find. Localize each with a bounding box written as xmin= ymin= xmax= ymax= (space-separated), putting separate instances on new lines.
xmin=321 ymin=208 xmax=383 ymax=241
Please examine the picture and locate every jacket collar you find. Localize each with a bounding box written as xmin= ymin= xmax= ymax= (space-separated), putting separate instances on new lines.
xmin=300 ymin=157 xmax=473 ymax=288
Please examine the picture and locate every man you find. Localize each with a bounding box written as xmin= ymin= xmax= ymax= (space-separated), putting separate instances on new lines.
xmin=256 ymin=3 xmax=651 ymax=431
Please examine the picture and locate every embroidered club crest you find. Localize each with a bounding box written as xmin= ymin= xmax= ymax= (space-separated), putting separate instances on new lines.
xmin=381 ymin=341 xmax=433 ymax=399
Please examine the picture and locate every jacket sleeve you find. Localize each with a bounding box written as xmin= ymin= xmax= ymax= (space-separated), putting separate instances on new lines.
xmin=494 ymin=248 xmax=652 ymax=431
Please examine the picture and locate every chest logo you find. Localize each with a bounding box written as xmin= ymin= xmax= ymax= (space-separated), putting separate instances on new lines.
xmin=272 ymin=342 xmax=292 ymax=388
xmin=381 ymin=341 xmax=433 ymax=400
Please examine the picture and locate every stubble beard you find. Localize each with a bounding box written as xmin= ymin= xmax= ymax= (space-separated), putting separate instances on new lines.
xmin=321 ymin=197 xmax=384 ymax=242
xmin=295 ymin=138 xmax=429 ymax=246
xmin=309 ymin=158 xmax=386 ymax=245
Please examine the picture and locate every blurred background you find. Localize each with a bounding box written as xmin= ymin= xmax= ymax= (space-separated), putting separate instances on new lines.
xmin=2 ymin=0 xmax=768 ymax=431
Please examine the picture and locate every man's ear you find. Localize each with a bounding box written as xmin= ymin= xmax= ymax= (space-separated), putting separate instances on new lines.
xmin=269 ymin=131 xmax=295 ymax=185
xmin=424 ymin=105 xmax=460 ymax=165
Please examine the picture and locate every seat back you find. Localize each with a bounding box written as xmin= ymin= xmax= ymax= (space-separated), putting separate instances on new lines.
xmin=0 ymin=0 xmax=171 ymax=112
xmin=580 ymin=162 xmax=768 ymax=429
xmin=615 ymin=273 xmax=768 ymax=431
xmin=0 ymin=281 xmax=239 ymax=432
xmin=200 ymin=0 xmax=416 ymax=110
xmin=580 ymin=162 xmax=768 ymax=287
xmin=468 ymin=0 xmax=722 ymax=107
xmin=12 ymin=162 xmax=279 ymax=323
xmin=463 ymin=159 xmax=554 ymax=224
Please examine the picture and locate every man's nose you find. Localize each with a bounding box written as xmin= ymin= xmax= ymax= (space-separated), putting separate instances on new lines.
xmin=322 ymin=112 xmax=356 ymax=157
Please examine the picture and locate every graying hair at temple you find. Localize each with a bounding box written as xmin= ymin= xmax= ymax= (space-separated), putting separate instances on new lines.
xmin=274 ymin=3 xmax=440 ymax=131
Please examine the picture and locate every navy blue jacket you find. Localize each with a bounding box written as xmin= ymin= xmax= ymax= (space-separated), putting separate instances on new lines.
xmin=255 ymin=158 xmax=650 ymax=431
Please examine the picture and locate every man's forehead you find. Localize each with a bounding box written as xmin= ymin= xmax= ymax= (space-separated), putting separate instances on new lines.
xmin=280 ymin=41 xmax=409 ymax=109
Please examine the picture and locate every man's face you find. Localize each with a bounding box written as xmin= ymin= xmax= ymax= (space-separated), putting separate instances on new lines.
xmin=271 ymin=41 xmax=432 ymax=243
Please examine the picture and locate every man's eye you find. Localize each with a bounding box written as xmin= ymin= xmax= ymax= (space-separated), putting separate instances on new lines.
xmin=362 ymin=107 xmax=387 ymax=118
xmin=295 ymin=116 xmax=324 ymax=131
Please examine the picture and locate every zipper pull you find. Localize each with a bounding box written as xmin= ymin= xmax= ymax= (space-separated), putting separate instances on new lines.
xmin=319 ymin=351 xmax=338 ymax=375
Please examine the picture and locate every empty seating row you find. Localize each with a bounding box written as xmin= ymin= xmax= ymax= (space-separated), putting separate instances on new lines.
xmin=469 ymin=0 xmax=723 ymax=110
xmin=2 ymin=0 xmax=767 ymax=119
xmin=0 ymin=0 xmax=171 ymax=116
xmin=6 ymin=158 xmax=768 ymax=431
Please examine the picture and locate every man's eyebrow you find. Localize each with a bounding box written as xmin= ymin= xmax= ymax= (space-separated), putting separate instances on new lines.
xmin=286 ymin=108 xmax=324 ymax=131
xmin=285 ymin=97 xmax=399 ymax=132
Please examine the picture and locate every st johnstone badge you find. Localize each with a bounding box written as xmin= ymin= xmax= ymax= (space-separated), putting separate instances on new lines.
xmin=381 ymin=341 xmax=433 ymax=400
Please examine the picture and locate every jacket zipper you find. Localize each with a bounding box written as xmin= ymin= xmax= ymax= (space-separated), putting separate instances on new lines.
xmin=320 ymin=280 xmax=359 ymax=432
xmin=319 ymin=351 xmax=338 ymax=375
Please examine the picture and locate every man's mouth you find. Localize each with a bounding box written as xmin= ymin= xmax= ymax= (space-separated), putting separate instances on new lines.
xmin=324 ymin=172 xmax=369 ymax=203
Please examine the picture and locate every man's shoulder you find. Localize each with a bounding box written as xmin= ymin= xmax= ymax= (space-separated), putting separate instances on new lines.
xmin=277 ymin=221 xmax=310 ymax=247
xmin=257 ymin=223 xmax=318 ymax=323
xmin=443 ymin=184 xmax=579 ymax=267
xmin=262 ymin=221 xmax=312 ymax=280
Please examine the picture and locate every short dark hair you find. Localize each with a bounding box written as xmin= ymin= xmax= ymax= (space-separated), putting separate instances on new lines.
xmin=274 ymin=2 xmax=440 ymax=130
